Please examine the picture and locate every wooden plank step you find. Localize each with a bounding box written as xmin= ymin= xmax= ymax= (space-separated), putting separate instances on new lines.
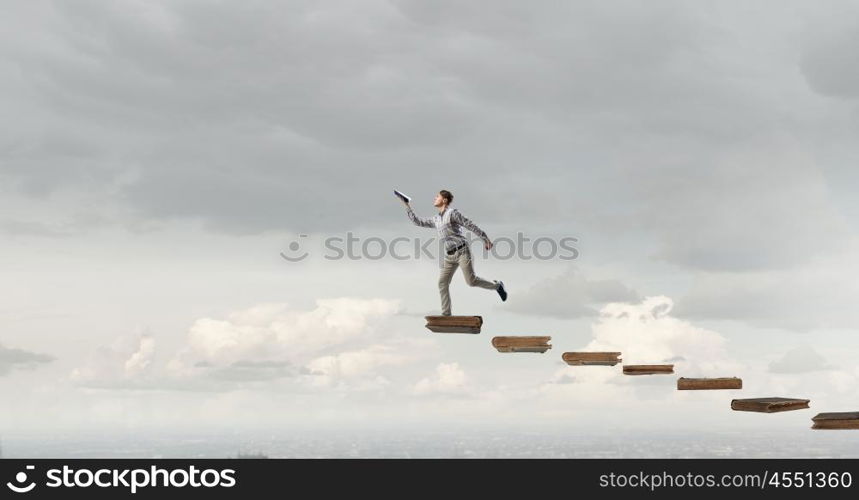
xmin=623 ymin=364 xmax=674 ymax=375
xmin=562 ymin=352 xmax=622 ymax=366
xmin=812 ymin=412 xmax=859 ymax=429
xmin=492 ymin=336 xmax=551 ymax=353
xmin=425 ymin=315 xmax=483 ymax=327
xmin=677 ymin=377 xmax=742 ymax=390
xmin=425 ymin=325 xmax=481 ymax=334
xmin=425 ymin=315 xmax=482 ymax=334
xmin=731 ymin=397 xmax=810 ymax=413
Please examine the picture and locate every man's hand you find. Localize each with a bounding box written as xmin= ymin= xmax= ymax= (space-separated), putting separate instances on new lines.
xmin=485 ymin=240 xmax=493 ymax=251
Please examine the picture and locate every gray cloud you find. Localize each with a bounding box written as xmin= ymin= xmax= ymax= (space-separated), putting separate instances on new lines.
xmin=800 ymin=23 xmax=859 ymax=100
xmin=673 ymin=246 xmax=859 ymax=332
xmin=0 ymin=343 xmax=55 ymax=376
xmin=505 ymin=268 xmax=640 ymax=318
xmin=768 ymin=346 xmax=833 ymax=374
xmin=0 ymin=0 xmax=856 ymax=355
xmin=641 ymin=144 xmax=852 ymax=271
xmin=2 ymin=0 xmax=854 ymax=279
xmin=0 ymin=219 xmax=76 ymax=238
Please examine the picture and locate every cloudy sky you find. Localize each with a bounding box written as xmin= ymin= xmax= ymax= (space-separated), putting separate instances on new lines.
xmin=2 ymin=0 xmax=859 ymax=455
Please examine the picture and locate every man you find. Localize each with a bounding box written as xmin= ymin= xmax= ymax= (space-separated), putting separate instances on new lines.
xmin=401 ymin=189 xmax=507 ymax=316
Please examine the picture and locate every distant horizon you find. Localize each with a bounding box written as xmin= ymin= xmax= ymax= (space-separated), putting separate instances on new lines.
xmin=4 ymin=427 xmax=858 ymax=459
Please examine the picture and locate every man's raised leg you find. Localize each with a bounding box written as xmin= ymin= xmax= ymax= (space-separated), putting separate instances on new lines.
xmin=459 ymin=247 xmax=498 ymax=290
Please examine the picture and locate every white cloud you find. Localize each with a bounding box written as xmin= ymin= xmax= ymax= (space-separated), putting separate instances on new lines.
xmin=72 ymin=298 xmax=412 ymax=391
xmin=124 ymin=335 xmax=155 ymax=375
xmin=172 ymin=298 xmax=401 ymax=370
xmin=582 ymin=296 xmax=730 ymax=371
xmin=306 ymin=344 xmax=416 ymax=386
xmin=414 ymin=362 xmax=469 ymax=395
xmin=71 ymin=333 xmax=156 ymax=387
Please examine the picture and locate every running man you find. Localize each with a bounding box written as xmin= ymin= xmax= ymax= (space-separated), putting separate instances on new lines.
xmin=401 ymin=189 xmax=507 ymax=316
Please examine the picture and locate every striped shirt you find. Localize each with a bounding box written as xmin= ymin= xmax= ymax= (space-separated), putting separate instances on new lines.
xmin=406 ymin=206 xmax=490 ymax=252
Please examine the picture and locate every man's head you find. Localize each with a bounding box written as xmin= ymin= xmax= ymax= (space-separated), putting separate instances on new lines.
xmin=434 ymin=190 xmax=454 ymax=208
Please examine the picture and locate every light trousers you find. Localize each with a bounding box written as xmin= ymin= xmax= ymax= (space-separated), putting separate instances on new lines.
xmin=438 ymin=245 xmax=497 ymax=316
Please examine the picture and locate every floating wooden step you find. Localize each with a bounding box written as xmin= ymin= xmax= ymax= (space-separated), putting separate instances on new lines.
xmin=812 ymin=412 xmax=859 ymax=430
xmin=562 ymin=352 xmax=622 ymax=366
xmin=492 ymin=336 xmax=552 ymax=353
xmin=731 ymin=397 xmax=810 ymax=413
xmin=677 ymin=377 xmax=742 ymax=390
xmin=623 ymin=364 xmax=674 ymax=375
xmin=425 ymin=315 xmax=482 ymax=334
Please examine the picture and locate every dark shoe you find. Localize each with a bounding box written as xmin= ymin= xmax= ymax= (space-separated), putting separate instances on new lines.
xmin=496 ymin=281 xmax=507 ymax=301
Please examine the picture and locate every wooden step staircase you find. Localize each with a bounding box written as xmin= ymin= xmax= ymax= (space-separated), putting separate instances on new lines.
xmin=418 ymin=316 xmax=850 ymax=430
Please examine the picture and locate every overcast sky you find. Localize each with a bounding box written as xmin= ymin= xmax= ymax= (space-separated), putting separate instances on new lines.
xmin=2 ymin=0 xmax=859 ymax=455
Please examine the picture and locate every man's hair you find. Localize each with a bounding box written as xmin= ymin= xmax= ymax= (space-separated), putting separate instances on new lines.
xmin=439 ymin=189 xmax=454 ymax=205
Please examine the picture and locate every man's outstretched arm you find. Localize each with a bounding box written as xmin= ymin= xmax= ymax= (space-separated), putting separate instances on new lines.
xmin=405 ymin=203 xmax=435 ymax=228
xmin=451 ymin=209 xmax=492 ymax=248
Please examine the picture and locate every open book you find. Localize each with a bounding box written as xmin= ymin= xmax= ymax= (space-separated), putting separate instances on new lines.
xmin=394 ymin=190 xmax=411 ymax=203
